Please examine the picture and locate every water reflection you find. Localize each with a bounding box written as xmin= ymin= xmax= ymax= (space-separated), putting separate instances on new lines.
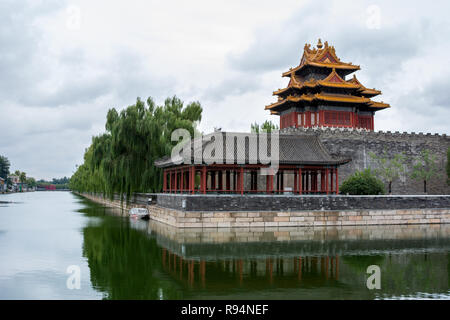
xmin=79 ymin=196 xmax=450 ymax=300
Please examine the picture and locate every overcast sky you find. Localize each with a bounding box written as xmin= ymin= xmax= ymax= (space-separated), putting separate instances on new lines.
xmin=1 ymin=0 xmax=449 ymax=180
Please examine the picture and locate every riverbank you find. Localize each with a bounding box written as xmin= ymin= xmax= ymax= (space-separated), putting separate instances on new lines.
xmin=79 ymin=192 xmax=450 ymax=228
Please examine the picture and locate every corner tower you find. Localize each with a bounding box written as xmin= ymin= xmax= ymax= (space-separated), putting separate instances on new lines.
xmin=266 ymin=39 xmax=390 ymax=130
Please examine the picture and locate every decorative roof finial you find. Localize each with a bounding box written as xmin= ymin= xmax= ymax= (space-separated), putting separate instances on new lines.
xmin=317 ymin=38 xmax=323 ymax=49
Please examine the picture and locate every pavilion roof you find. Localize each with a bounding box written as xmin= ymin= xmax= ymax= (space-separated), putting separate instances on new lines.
xmin=154 ymin=132 xmax=351 ymax=168
xmin=282 ymin=39 xmax=360 ymax=77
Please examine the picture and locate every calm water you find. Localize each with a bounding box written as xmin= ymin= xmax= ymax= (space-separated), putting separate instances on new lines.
xmin=0 ymin=191 xmax=449 ymax=300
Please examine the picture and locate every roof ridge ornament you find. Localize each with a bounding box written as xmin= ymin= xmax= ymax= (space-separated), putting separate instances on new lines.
xmin=317 ymin=38 xmax=323 ymax=49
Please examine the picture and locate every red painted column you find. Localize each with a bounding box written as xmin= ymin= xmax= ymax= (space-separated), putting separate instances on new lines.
xmin=218 ymin=171 xmax=223 ymax=192
xmin=330 ymin=168 xmax=334 ymax=194
xmin=298 ymin=169 xmax=302 ymax=194
xmin=305 ymin=171 xmax=309 ymax=194
xmin=211 ymin=170 xmax=216 ymax=191
xmin=271 ymin=174 xmax=274 ymax=193
xmin=294 ymin=171 xmax=298 ymax=194
xmin=226 ymin=171 xmax=230 ymax=192
xmin=336 ymin=168 xmax=339 ymax=194
xmin=163 ymin=169 xmax=167 ymax=193
xmin=266 ymin=173 xmax=274 ymax=194
xmin=326 ymin=168 xmax=329 ymax=195
xmin=169 ymin=170 xmax=172 ymax=193
xmin=320 ymin=170 xmax=324 ymax=193
xmin=182 ymin=169 xmax=185 ymax=192
xmin=191 ymin=167 xmax=195 ymax=194
xmin=314 ymin=171 xmax=318 ymax=193
xmin=240 ymin=167 xmax=244 ymax=195
xmin=201 ymin=167 xmax=206 ymax=194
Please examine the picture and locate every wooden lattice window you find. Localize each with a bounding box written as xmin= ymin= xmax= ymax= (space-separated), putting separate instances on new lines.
xmin=358 ymin=116 xmax=372 ymax=130
xmin=324 ymin=111 xmax=351 ymax=126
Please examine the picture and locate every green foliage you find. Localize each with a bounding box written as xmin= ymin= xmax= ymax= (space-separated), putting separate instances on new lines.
xmin=369 ymin=150 xmax=406 ymax=193
xmin=52 ymin=177 xmax=69 ymax=185
xmin=410 ymin=149 xmax=439 ymax=193
xmin=0 ymin=155 xmax=10 ymax=180
xmin=19 ymin=172 xmax=26 ymax=184
xmin=340 ymin=169 xmax=385 ymax=195
xmin=69 ymin=96 xmax=202 ymax=199
xmin=26 ymin=177 xmax=36 ymax=188
xmin=251 ymin=120 xmax=279 ymax=133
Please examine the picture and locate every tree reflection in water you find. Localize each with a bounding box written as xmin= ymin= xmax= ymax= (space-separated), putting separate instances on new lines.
xmin=79 ymin=199 xmax=450 ymax=300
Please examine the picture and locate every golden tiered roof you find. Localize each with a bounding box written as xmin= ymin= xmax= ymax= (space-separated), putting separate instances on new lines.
xmin=267 ymin=39 xmax=390 ymax=114
xmin=273 ymin=68 xmax=361 ymax=96
xmin=347 ymin=75 xmax=382 ymax=97
xmin=282 ymin=39 xmax=360 ymax=77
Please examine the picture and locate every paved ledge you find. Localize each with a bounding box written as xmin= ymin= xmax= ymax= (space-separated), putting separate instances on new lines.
xmin=152 ymin=193 xmax=450 ymax=212
xmin=80 ymin=192 xmax=450 ymax=229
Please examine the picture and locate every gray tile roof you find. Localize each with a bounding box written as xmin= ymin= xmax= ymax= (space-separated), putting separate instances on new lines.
xmin=154 ymin=132 xmax=351 ymax=168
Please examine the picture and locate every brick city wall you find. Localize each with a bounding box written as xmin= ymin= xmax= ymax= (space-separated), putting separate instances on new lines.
xmin=281 ymin=127 xmax=450 ymax=195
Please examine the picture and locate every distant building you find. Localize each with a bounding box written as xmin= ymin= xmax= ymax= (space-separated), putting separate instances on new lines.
xmin=36 ymin=184 xmax=56 ymax=191
xmin=8 ymin=175 xmax=19 ymax=184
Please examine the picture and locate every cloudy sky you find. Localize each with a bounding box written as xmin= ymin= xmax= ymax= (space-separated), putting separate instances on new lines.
xmin=1 ymin=0 xmax=449 ymax=180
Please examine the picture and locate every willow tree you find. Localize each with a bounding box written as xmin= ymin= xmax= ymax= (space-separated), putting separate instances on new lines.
xmin=70 ymin=95 xmax=202 ymax=200
xmin=0 ymin=155 xmax=10 ymax=180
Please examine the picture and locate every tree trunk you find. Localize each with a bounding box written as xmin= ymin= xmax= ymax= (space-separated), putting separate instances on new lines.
xmin=424 ymin=180 xmax=427 ymax=194
xmin=388 ymin=181 xmax=392 ymax=194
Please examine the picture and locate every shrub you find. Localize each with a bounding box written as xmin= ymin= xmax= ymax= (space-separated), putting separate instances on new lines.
xmin=340 ymin=169 xmax=385 ymax=195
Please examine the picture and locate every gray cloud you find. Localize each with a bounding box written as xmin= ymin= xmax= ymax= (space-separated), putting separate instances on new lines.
xmin=0 ymin=0 xmax=449 ymax=179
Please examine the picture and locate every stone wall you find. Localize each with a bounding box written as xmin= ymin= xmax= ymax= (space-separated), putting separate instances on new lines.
xmin=281 ymin=127 xmax=450 ymax=195
xmin=155 ymin=193 xmax=450 ymax=212
xmin=149 ymin=206 xmax=450 ymax=229
xmin=80 ymin=192 xmax=450 ymax=229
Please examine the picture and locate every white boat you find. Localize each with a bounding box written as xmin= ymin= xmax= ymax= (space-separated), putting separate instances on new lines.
xmin=129 ymin=207 xmax=149 ymax=220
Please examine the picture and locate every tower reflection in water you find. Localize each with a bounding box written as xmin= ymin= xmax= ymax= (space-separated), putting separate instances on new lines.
xmin=84 ymin=204 xmax=450 ymax=300
xmin=146 ymin=219 xmax=450 ymax=298
xmin=161 ymin=248 xmax=340 ymax=288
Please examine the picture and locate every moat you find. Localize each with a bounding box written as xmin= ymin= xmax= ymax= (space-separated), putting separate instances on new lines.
xmin=0 ymin=191 xmax=449 ymax=299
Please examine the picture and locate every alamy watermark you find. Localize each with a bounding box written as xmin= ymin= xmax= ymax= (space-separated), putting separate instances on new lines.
xmin=366 ymin=5 xmax=381 ymax=30
xmin=366 ymin=265 xmax=381 ymax=290
xmin=66 ymin=5 xmax=82 ymax=31
xmin=66 ymin=265 xmax=81 ymax=290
